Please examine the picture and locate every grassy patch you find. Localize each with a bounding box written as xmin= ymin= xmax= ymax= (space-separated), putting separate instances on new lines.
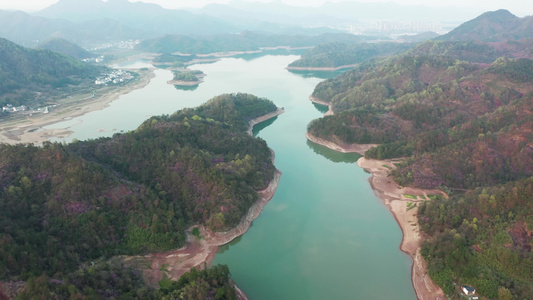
xmin=406 ymin=202 xmax=417 ymax=211
xmin=160 ymin=263 xmax=169 ymax=272
xmin=427 ymin=194 xmax=441 ymax=200
xmin=192 ymin=227 xmax=201 ymax=238
xmin=382 ymin=164 xmax=392 ymax=169
xmin=404 ymin=194 xmax=417 ymax=199
xmin=158 ymin=273 xmax=173 ymax=290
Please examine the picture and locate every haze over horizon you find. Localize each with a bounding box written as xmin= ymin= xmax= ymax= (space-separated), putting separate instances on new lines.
xmin=0 ymin=0 xmax=531 ymax=17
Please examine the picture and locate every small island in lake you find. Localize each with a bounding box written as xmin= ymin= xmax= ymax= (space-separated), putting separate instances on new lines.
xmin=167 ymin=69 xmax=206 ymax=86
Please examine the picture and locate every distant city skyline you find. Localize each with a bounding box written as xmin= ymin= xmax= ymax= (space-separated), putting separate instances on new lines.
xmin=0 ymin=0 xmax=531 ymax=17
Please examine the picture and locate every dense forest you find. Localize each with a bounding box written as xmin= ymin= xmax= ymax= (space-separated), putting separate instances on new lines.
xmin=309 ymin=42 xmax=533 ymax=188
xmin=307 ymin=12 xmax=533 ymax=298
xmin=288 ymin=41 xmax=413 ymax=68
xmin=0 ymin=93 xmax=278 ymax=298
xmin=0 ymin=38 xmax=104 ymax=108
xmin=15 ymin=260 xmax=237 ymax=299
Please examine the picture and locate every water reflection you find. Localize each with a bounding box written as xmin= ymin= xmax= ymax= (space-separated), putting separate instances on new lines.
xmin=252 ymin=116 xmax=278 ymax=136
xmin=312 ymin=102 xmax=329 ymax=114
xmin=217 ymin=235 xmax=243 ymax=254
xmin=153 ymin=64 xmax=170 ymax=69
xmin=174 ymin=84 xmax=199 ymax=91
xmin=306 ymin=139 xmax=361 ymax=163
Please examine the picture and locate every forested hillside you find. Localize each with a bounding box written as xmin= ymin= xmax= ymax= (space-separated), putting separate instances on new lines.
xmin=135 ymin=32 xmax=376 ymax=54
xmin=0 ymin=93 xmax=277 ymax=298
xmin=307 ymin=10 xmax=533 ymax=299
xmin=37 ymin=38 xmax=96 ymax=60
xmin=309 ymin=43 xmax=533 ymax=188
xmin=0 ymin=38 xmax=104 ymax=108
xmin=288 ymin=41 xmax=413 ymax=69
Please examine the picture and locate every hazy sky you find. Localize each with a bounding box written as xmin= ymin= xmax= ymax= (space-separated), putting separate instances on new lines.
xmin=0 ymin=0 xmax=531 ymax=17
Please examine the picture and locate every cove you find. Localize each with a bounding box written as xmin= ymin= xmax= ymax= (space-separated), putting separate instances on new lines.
xmin=49 ymin=55 xmax=416 ymax=299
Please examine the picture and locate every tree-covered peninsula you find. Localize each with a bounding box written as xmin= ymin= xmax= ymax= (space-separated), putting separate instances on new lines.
xmin=307 ymin=11 xmax=533 ymax=299
xmin=0 ymin=93 xmax=278 ymax=298
xmin=287 ymin=41 xmax=413 ymax=70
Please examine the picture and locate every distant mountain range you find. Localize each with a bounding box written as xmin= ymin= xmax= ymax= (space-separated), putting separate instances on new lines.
xmin=35 ymin=0 xmax=239 ymax=36
xmin=2 ymin=0 xmax=515 ymax=50
xmin=196 ymin=0 xmax=480 ymax=29
xmin=0 ymin=9 xmax=146 ymax=47
xmin=135 ymin=32 xmax=383 ymax=54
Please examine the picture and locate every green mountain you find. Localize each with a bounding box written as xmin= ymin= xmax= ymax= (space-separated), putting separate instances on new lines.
xmin=37 ymin=38 xmax=96 ymax=60
xmin=0 ymin=38 xmax=104 ymax=108
xmin=310 ymin=51 xmax=533 ymax=187
xmin=136 ymin=32 xmax=376 ymax=54
xmin=0 ymin=93 xmax=277 ymax=298
xmin=436 ymin=9 xmax=533 ymax=42
xmin=307 ymin=11 xmax=533 ymax=299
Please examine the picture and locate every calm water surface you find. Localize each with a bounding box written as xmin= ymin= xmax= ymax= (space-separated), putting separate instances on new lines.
xmin=51 ymin=55 xmax=416 ymax=300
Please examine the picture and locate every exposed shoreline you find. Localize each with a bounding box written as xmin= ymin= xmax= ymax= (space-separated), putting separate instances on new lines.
xmin=306 ymin=133 xmax=446 ymax=300
xmin=167 ymin=79 xmax=203 ymax=86
xmin=127 ymin=169 xmax=281 ymax=294
xmin=287 ymin=63 xmax=358 ymax=71
xmin=306 ymin=132 xmax=378 ymax=155
xmin=309 ymin=96 xmax=334 ymax=116
xmin=247 ymin=108 xmax=285 ymax=135
xmin=125 ymin=111 xmax=284 ymax=299
xmin=0 ymin=69 xmax=155 ymax=145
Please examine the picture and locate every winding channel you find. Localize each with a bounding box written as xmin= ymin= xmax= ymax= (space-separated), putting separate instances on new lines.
xmin=49 ymin=55 xmax=416 ymax=300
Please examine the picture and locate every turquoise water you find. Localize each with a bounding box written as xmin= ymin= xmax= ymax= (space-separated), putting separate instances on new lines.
xmin=53 ymin=55 xmax=416 ymax=299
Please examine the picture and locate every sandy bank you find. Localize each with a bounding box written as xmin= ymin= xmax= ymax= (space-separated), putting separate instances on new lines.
xmin=306 ymin=132 xmax=377 ymax=155
xmin=305 ymin=133 xmax=446 ymax=300
xmin=247 ymin=108 xmax=285 ymax=135
xmin=357 ymin=158 xmax=446 ymax=300
xmin=309 ymin=96 xmax=334 ymax=116
xmin=0 ymin=69 xmax=155 ymax=145
xmin=167 ymin=79 xmax=203 ymax=86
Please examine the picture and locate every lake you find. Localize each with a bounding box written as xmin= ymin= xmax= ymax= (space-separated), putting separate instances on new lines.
xmin=49 ymin=55 xmax=416 ymax=300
